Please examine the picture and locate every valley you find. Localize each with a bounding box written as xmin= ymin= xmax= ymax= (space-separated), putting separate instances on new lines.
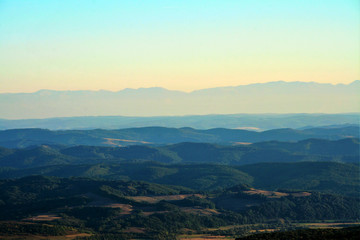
xmin=0 ymin=124 xmax=358 ymax=239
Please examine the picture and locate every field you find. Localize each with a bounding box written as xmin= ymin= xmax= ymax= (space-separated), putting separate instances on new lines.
xmin=128 ymin=194 xmax=205 ymax=203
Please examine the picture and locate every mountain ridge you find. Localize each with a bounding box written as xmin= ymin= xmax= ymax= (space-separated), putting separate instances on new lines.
xmin=1 ymin=81 xmax=359 ymax=119
xmin=0 ymin=126 xmax=358 ymax=148
xmin=3 ymin=80 xmax=359 ymax=94
xmin=0 ymin=137 xmax=358 ymax=168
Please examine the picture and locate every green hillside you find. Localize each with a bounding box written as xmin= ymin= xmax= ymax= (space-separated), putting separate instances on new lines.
xmin=0 ymin=176 xmax=358 ymax=239
xmin=1 ymin=161 xmax=358 ymax=196
xmin=0 ymin=138 xmax=358 ymax=168
xmin=236 ymin=227 xmax=360 ymax=240
xmin=0 ymin=126 xmax=358 ymax=148
xmin=238 ymin=162 xmax=360 ymax=197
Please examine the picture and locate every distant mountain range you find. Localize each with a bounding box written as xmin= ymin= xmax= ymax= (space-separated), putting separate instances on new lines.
xmin=0 ymin=81 xmax=359 ymax=119
xmin=0 ymin=125 xmax=358 ymax=148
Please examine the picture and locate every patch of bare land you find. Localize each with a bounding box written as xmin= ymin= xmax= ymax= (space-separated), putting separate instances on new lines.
xmin=249 ymin=228 xmax=279 ymax=233
xmin=23 ymin=214 xmax=61 ymax=221
xmin=103 ymin=138 xmax=151 ymax=146
xmin=178 ymin=234 xmax=232 ymax=240
xmin=234 ymin=127 xmax=261 ymax=131
xmin=142 ymin=207 xmax=219 ymax=217
xmin=181 ymin=207 xmax=220 ymax=216
xmin=104 ymin=203 xmax=133 ymax=214
xmin=128 ymin=194 xmax=205 ymax=203
xmin=299 ymin=222 xmax=360 ymax=229
xmin=291 ymin=192 xmax=312 ymax=197
xmin=243 ymin=188 xmax=311 ymax=198
xmin=64 ymin=232 xmax=92 ymax=238
xmin=233 ymin=142 xmax=252 ymax=145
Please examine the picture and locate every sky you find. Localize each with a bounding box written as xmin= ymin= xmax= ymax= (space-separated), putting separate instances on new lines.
xmin=0 ymin=0 xmax=359 ymax=93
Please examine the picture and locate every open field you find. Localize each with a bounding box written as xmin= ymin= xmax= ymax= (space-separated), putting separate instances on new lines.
xmin=178 ymin=234 xmax=234 ymax=240
xmin=297 ymin=222 xmax=360 ymax=229
xmin=243 ymin=189 xmax=311 ymax=198
xmin=103 ymin=138 xmax=151 ymax=146
xmin=23 ymin=214 xmax=62 ymax=221
xmin=128 ymin=194 xmax=205 ymax=203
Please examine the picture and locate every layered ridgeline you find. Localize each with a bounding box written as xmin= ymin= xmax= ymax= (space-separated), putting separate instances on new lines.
xmin=1 ymin=81 xmax=359 ymax=119
xmin=1 ymin=161 xmax=358 ymax=197
xmin=0 ymin=138 xmax=358 ymax=167
xmin=0 ymin=125 xmax=358 ymax=148
xmin=0 ymin=138 xmax=359 ymax=196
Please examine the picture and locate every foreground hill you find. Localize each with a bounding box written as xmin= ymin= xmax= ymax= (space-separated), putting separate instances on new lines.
xmin=236 ymin=227 xmax=360 ymax=240
xmin=0 ymin=138 xmax=358 ymax=168
xmin=1 ymin=161 xmax=358 ymax=197
xmin=0 ymin=126 xmax=358 ymax=148
xmin=0 ymin=176 xmax=358 ymax=239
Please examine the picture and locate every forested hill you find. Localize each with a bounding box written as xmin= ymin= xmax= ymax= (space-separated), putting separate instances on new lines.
xmin=0 ymin=125 xmax=358 ymax=148
xmin=1 ymin=161 xmax=358 ymax=197
xmin=0 ymin=175 xmax=359 ymax=240
xmin=0 ymin=138 xmax=358 ymax=168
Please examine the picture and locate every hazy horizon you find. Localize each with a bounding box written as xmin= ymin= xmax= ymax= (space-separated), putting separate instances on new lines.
xmin=0 ymin=81 xmax=358 ymax=119
xmin=0 ymin=80 xmax=359 ymax=94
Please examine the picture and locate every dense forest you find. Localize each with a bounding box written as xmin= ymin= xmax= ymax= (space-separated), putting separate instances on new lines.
xmin=0 ymin=161 xmax=358 ymax=196
xmin=0 ymin=138 xmax=358 ymax=168
xmin=0 ymin=176 xmax=359 ymax=239
xmin=235 ymin=227 xmax=360 ymax=240
xmin=0 ymin=126 xmax=358 ymax=148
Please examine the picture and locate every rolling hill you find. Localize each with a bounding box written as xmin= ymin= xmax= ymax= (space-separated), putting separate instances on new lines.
xmin=0 ymin=126 xmax=358 ymax=148
xmin=1 ymin=161 xmax=358 ymax=196
xmin=0 ymin=138 xmax=358 ymax=168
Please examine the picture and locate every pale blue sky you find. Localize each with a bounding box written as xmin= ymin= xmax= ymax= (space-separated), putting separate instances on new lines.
xmin=0 ymin=0 xmax=359 ymax=92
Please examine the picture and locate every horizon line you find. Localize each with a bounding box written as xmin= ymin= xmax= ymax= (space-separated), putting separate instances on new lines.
xmin=0 ymin=80 xmax=359 ymax=94
xmin=1 ymin=112 xmax=360 ymax=121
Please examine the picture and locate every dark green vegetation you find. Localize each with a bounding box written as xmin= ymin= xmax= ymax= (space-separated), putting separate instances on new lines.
xmin=0 ymin=138 xmax=358 ymax=196
xmin=0 ymin=162 xmax=253 ymax=191
xmin=0 ymin=176 xmax=359 ymax=240
xmin=0 ymin=138 xmax=358 ymax=168
xmin=0 ymin=125 xmax=359 ymax=239
xmin=1 ymin=161 xmax=359 ymax=197
xmin=0 ymin=222 xmax=71 ymax=236
xmin=0 ymin=125 xmax=358 ymax=148
xmin=236 ymin=226 xmax=360 ymax=240
xmin=238 ymin=161 xmax=360 ymax=197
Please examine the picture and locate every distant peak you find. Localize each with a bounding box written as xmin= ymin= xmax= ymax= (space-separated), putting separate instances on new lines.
xmin=349 ymin=80 xmax=360 ymax=85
